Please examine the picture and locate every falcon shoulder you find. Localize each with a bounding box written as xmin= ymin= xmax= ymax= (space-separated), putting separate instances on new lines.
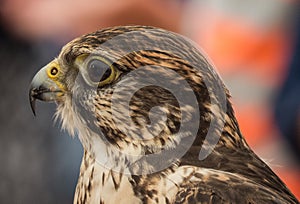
xmin=168 ymin=166 xmax=290 ymax=204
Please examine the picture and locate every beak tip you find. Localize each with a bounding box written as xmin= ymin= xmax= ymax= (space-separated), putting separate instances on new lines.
xmin=32 ymin=109 xmax=36 ymax=117
xmin=29 ymin=90 xmax=37 ymax=116
xmin=30 ymin=99 xmax=36 ymax=117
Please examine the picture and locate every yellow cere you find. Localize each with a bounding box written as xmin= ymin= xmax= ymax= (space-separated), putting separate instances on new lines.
xmin=47 ymin=61 xmax=61 ymax=79
xmin=46 ymin=60 xmax=66 ymax=92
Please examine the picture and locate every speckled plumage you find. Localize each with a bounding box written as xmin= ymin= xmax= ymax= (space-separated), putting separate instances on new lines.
xmin=30 ymin=26 xmax=298 ymax=203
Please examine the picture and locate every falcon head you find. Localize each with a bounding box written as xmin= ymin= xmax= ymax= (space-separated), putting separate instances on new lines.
xmin=28 ymin=26 xmax=299 ymax=203
xmin=29 ymin=26 xmax=232 ymax=174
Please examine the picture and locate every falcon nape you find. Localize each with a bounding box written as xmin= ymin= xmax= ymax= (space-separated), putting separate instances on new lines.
xmin=29 ymin=26 xmax=298 ymax=204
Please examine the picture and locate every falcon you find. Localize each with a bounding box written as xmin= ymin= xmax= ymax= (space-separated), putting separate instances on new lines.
xmin=29 ymin=26 xmax=298 ymax=203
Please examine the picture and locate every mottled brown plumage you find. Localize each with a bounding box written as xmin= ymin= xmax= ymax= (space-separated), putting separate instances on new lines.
xmin=30 ymin=26 xmax=298 ymax=203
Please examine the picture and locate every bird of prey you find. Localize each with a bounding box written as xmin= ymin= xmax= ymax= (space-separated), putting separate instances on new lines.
xmin=29 ymin=26 xmax=298 ymax=203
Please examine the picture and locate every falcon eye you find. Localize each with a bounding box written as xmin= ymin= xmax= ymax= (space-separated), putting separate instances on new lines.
xmin=50 ymin=67 xmax=58 ymax=76
xmin=77 ymin=54 xmax=118 ymax=87
xmin=86 ymin=59 xmax=113 ymax=84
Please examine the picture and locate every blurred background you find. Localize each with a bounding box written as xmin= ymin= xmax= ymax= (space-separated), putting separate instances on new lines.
xmin=0 ymin=0 xmax=299 ymax=202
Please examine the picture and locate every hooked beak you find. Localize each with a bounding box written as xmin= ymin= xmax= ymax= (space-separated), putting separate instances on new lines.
xmin=29 ymin=66 xmax=63 ymax=116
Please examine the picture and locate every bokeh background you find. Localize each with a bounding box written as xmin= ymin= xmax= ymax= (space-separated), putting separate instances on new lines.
xmin=0 ymin=0 xmax=299 ymax=203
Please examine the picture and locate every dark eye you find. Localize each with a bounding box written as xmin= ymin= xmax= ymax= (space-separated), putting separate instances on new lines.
xmin=87 ymin=59 xmax=112 ymax=83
